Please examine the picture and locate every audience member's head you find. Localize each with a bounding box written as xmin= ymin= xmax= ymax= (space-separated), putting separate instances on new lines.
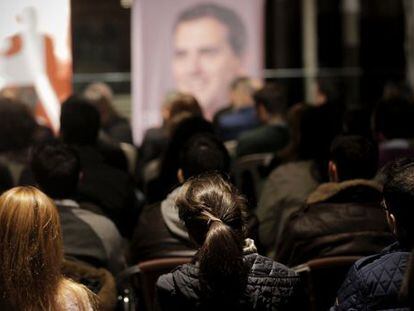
xmin=382 ymin=158 xmax=414 ymax=248
xmin=229 ymin=77 xmax=255 ymax=109
xmin=315 ymin=78 xmax=342 ymax=107
xmin=30 ymin=141 xmax=80 ymax=199
xmin=83 ymin=82 xmax=118 ymax=126
xmin=178 ymin=133 xmax=230 ymax=181
xmin=373 ymin=96 xmax=414 ymax=141
xmin=0 ymin=97 xmax=36 ymax=152
xmin=168 ymin=93 xmax=203 ymax=120
xmin=176 ymin=173 xmax=247 ymax=299
xmin=155 ymin=116 xmax=216 ymax=201
xmin=253 ymin=84 xmax=287 ymax=123
xmin=60 ymin=96 xmax=101 ymax=145
xmin=329 ymin=135 xmax=378 ymax=182
xmin=0 ymin=186 xmax=92 ymax=309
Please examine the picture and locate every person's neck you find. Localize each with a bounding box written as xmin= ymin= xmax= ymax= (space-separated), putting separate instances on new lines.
xmin=267 ymin=114 xmax=284 ymax=125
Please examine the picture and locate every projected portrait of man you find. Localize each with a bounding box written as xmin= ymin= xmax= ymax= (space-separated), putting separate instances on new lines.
xmin=172 ymin=3 xmax=247 ymax=118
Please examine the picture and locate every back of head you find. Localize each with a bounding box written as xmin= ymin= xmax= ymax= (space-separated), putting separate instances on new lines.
xmin=31 ymin=141 xmax=80 ymax=199
xmin=0 ymin=97 xmax=36 ymax=152
xmin=383 ymin=158 xmax=414 ymax=247
xmin=330 ymin=135 xmax=378 ymax=181
xmin=0 ymin=186 xmax=63 ymax=310
xmin=230 ymin=77 xmax=255 ymax=107
xmin=60 ymin=95 xmax=101 ymax=145
xmin=373 ymin=96 xmax=414 ymax=140
xmin=179 ymin=133 xmax=230 ymax=179
xmin=83 ymin=82 xmax=117 ymax=125
xmin=253 ymin=83 xmax=286 ymax=115
xmin=176 ymin=174 xmax=247 ymax=300
xmin=168 ymin=93 xmax=203 ymax=120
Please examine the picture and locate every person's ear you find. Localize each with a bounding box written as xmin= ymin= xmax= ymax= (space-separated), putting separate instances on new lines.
xmin=78 ymin=171 xmax=84 ymax=182
xmin=257 ymin=103 xmax=268 ymax=122
xmin=177 ymin=168 xmax=185 ymax=184
xmin=386 ymin=212 xmax=397 ymax=235
xmin=328 ymin=160 xmax=339 ymax=182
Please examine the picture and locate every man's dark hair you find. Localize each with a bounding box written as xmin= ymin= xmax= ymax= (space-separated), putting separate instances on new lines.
xmin=253 ymin=84 xmax=287 ymax=115
xmin=373 ymin=96 xmax=414 ymax=139
xmin=330 ymin=135 xmax=378 ymax=181
xmin=31 ymin=141 xmax=80 ymax=199
xmin=383 ymin=158 xmax=414 ymax=247
xmin=175 ymin=3 xmax=247 ymax=56
xmin=60 ymin=96 xmax=100 ymax=145
xmin=0 ymin=97 xmax=36 ymax=152
xmin=179 ymin=133 xmax=230 ymax=180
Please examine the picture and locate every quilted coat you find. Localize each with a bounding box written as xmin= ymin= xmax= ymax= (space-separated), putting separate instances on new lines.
xmin=331 ymin=242 xmax=410 ymax=310
xmin=156 ymin=252 xmax=303 ymax=310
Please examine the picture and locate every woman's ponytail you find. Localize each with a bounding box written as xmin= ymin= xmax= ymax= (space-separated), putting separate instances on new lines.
xmin=176 ymin=174 xmax=248 ymax=300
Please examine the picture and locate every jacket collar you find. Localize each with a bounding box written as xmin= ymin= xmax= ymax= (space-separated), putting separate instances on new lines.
xmin=307 ymin=179 xmax=382 ymax=205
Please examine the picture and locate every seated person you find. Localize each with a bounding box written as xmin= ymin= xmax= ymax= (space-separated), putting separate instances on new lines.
xmin=213 ymin=77 xmax=259 ymax=141
xmin=331 ymin=158 xmax=414 ymax=310
xmin=83 ymin=82 xmax=133 ymax=144
xmin=256 ymin=103 xmax=341 ymax=257
xmin=130 ymin=133 xmax=230 ymax=263
xmin=276 ymin=135 xmax=394 ymax=266
xmin=0 ymin=186 xmax=94 ymax=310
xmin=373 ymin=96 xmax=414 ymax=168
xmin=30 ymin=141 xmax=126 ymax=275
xmin=60 ymin=96 xmax=140 ymax=238
xmin=236 ymin=83 xmax=289 ymax=157
xmin=156 ymin=174 xmax=303 ymax=310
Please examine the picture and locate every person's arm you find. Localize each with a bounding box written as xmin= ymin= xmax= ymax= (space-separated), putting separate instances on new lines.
xmin=330 ymin=264 xmax=366 ymax=311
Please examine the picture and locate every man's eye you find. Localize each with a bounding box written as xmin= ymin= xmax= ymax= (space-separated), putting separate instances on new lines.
xmin=200 ymin=48 xmax=219 ymax=56
xmin=174 ymin=50 xmax=187 ymax=59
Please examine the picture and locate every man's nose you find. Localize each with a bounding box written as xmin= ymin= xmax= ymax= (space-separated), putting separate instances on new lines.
xmin=186 ymin=53 xmax=203 ymax=75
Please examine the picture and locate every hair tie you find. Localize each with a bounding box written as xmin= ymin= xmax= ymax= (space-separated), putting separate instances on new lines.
xmin=202 ymin=211 xmax=223 ymax=226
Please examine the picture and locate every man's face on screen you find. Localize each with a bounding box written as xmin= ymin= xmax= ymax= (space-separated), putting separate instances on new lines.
xmin=172 ymin=17 xmax=243 ymax=116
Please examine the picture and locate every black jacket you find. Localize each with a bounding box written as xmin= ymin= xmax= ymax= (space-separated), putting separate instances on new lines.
xmin=276 ymin=179 xmax=395 ymax=266
xmin=156 ymin=252 xmax=303 ymax=311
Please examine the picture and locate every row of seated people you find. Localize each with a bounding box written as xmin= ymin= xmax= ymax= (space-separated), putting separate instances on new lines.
xmin=0 ymin=79 xmax=414 ymax=309
xmin=0 ymin=166 xmax=412 ymax=310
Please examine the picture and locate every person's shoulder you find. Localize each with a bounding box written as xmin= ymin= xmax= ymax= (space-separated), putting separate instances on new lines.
xmin=247 ymin=253 xmax=298 ymax=279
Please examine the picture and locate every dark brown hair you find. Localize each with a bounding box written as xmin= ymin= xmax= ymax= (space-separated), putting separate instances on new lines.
xmin=176 ymin=174 xmax=248 ymax=300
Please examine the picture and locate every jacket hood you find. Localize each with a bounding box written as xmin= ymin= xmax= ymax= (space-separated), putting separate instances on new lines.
xmin=160 ymin=186 xmax=191 ymax=242
xmin=307 ymin=179 xmax=382 ymax=205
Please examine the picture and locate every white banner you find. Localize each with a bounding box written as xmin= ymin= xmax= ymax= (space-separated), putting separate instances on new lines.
xmin=0 ymin=0 xmax=72 ymax=132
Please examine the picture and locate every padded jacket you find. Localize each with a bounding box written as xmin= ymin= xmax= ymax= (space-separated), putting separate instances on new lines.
xmin=276 ymin=179 xmax=395 ymax=266
xmin=331 ymin=242 xmax=410 ymax=310
xmin=156 ymin=252 xmax=303 ymax=311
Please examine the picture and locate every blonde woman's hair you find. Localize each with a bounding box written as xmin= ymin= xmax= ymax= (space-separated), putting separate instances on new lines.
xmin=0 ymin=186 xmax=94 ymax=310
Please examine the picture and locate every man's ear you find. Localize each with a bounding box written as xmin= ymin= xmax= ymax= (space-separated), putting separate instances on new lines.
xmin=328 ymin=160 xmax=339 ymax=182
xmin=177 ymin=168 xmax=185 ymax=184
xmin=78 ymin=171 xmax=84 ymax=182
xmin=387 ymin=212 xmax=397 ymax=235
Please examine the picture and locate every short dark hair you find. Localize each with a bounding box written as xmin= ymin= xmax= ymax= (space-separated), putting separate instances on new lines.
xmin=253 ymin=84 xmax=286 ymax=115
xmin=179 ymin=133 xmax=230 ymax=179
xmin=175 ymin=3 xmax=247 ymax=56
xmin=330 ymin=135 xmax=378 ymax=181
xmin=373 ymin=96 xmax=414 ymax=139
xmin=383 ymin=158 xmax=414 ymax=247
xmin=60 ymin=96 xmax=100 ymax=145
xmin=0 ymin=98 xmax=36 ymax=151
xmin=31 ymin=141 xmax=80 ymax=199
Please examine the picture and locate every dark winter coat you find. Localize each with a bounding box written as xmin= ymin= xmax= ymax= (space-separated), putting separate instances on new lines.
xmin=331 ymin=242 xmax=410 ymax=310
xmin=156 ymin=252 xmax=303 ymax=311
xmin=276 ymin=179 xmax=395 ymax=266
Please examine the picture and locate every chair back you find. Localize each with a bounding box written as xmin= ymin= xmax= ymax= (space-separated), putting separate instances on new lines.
xmin=117 ymin=257 xmax=191 ymax=311
xmin=293 ymin=256 xmax=361 ymax=311
xmin=232 ymin=153 xmax=273 ymax=207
